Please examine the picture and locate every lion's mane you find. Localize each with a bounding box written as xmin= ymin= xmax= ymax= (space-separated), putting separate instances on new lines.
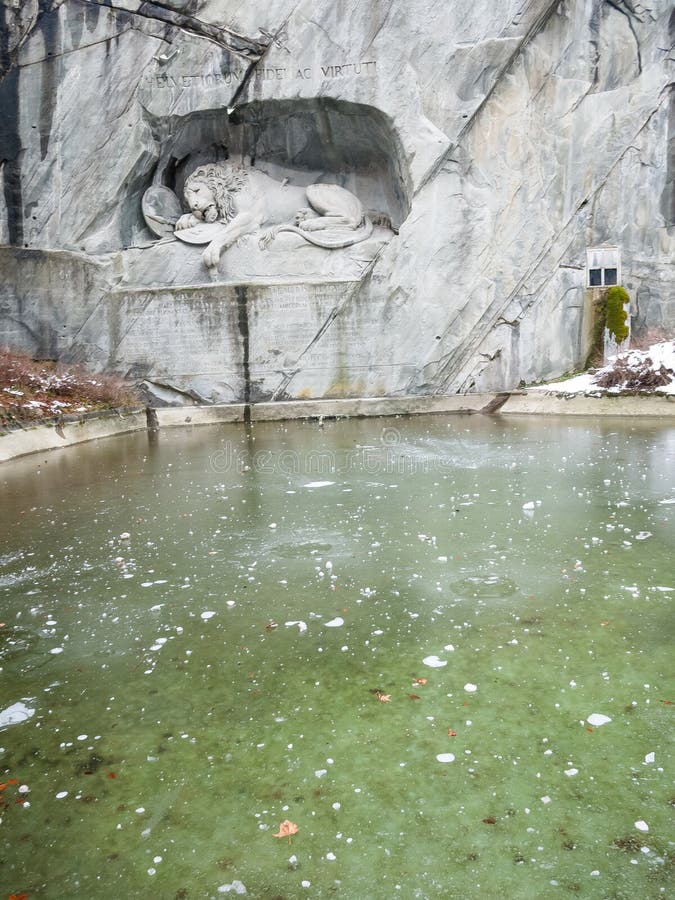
xmin=183 ymin=163 xmax=247 ymax=223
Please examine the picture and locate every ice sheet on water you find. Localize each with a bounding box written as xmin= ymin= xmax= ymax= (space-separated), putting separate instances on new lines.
xmin=285 ymin=621 xmax=308 ymax=634
xmin=587 ymin=713 xmax=611 ymax=727
xmin=0 ymin=700 xmax=35 ymax=729
xmin=218 ymin=881 xmax=247 ymax=894
xmin=325 ymin=617 xmax=344 ymax=628
xmin=423 ymin=655 xmax=447 ymax=668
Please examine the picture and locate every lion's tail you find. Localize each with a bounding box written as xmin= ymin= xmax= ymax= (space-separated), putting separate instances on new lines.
xmin=277 ymin=217 xmax=374 ymax=249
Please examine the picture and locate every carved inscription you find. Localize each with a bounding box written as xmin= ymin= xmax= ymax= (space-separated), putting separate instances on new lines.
xmin=145 ymin=60 xmax=376 ymax=89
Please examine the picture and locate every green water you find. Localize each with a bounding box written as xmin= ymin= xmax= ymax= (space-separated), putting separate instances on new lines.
xmin=0 ymin=415 xmax=673 ymax=899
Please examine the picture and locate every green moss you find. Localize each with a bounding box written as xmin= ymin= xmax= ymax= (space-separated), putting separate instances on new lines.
xmin=606 ymin=286 xmax=630 ymax=343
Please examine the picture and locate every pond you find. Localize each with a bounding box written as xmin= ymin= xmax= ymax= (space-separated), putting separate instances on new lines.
xmin=0 ymin=415 xmax=673 ymax=898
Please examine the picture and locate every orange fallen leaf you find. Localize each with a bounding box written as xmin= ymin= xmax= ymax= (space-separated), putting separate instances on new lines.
xmin=413 ymin=677 xmax=427 ymax=686
xmin=9 ymin=893 xmax=29 ymax=900
xmin=376 ymin=691 xmax=391 ymax=703
xmin=273 ymin=819 xmax=299 ymax=839
xmin=107 ymin=772 xmax=117 ymax=779
xmin=0 ymin=779 xmax=19 ymax=792
xmin=482 ymin=817 xmax=496 ymax=825
xmin=661 ymin=700 xmax=673 ymax=705
xmin=447 ymin=729 xmax=457 ymax=737
xmin=600 ymin=620 xmax=610 ymax=626
xmin=407 ymin=694 xmax=421 ymax=701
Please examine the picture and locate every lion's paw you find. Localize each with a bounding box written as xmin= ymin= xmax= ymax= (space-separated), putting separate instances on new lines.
xmin=175 ymin=213 xmax=200 ymax=231
xmin=202 ymin=242 xmax=223 ymax=269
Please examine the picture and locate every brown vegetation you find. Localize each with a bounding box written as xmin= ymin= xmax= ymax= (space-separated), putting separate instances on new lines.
xmin=0 ymin=347 xmax=139 ymax=428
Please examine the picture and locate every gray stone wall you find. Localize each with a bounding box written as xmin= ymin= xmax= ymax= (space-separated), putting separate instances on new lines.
xmin=0 ymin=0 xmax=672 ymax=402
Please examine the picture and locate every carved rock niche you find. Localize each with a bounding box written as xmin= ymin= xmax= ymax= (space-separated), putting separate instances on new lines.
xmin=134 ymin=98 xmax=409 ymax=286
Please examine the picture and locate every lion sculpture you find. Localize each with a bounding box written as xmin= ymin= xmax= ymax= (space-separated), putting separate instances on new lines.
xmin=171 ymin=163 xmax=375 ymax=269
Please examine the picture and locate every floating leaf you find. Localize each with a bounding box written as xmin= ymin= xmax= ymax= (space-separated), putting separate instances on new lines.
xmin=107 ymin=772 xmax=117 ymax=779
xmin=413 ymin=677 xmax=427 ymax=686
xmin=9 ymin=893 xmax=29 ymax=900
xmin=273 ymin=820 xmax=299 ymax=839
xmin=376 ymin=692 xmax=391 ymax=703
xmin=482 ymin=817 xmax=496 ymax=825
xmin=0 ymin=779 xmax=19 ymax=792
xmin=447 ymin=729 xmax=457 ymax=737
xmin=407 ymin=694 xmax=421 ymax=701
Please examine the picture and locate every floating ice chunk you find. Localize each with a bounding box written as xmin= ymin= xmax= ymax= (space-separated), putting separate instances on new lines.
xmin=635 ymin=532 xmax=652 ymax=541
xmin=564 ymin=768 xmax=579 ymax=777
xmin=200 ymin=611 xmax=216 ymax=620
xmin=587 ymin=713 xmax=611 ymax=727
xmin=655 ymin=586 xmax=673 ymax=592
xmin=635 ymin=820 xmax=649 ymax=832
xmin=269 ymin=523 xmax=277 ymax=529
xmin=326 ymin=852 xmax=336 ymax=861
xmin=304 ymin=481 xmax=335 ymax=488
xmin=285 ymin=621 xmax=308 ymax=634
xmin=218 ymin=881 xmax=247 ymax=894
xmin=0 ymin=701 xmax=35 ymax=729
xmin=120 ymin=532 xmax=131 ymax=540
xmin=436 ymin=753 xmax=455 ymax=763
xmin=332 ymin=802 xmax=341 ymax=810
xmin=56 ymin=791 xmax=68 ymax=799
xmin=444 ymin=644 xmax=455 ymax=652
xmin=226 ymin=600 xmax=236 ymax=607
xmin=522 ymin=501 xmax=535 ymax=510
xmin=644 ymin=752 xmax=655 ymax=764
xmin=315 ymin=769 xmax=327 ymax=778
xmin=325 ymin=617 xmax=344 ymax=628
xmin=301 ymin=882 xmax=311 ymax=889
xmin=50 ymin=647 xmax=64 ymax=654
xmin=422 ymin=655 xmax=447 ymax=668
xmin=464 ymin=683 xmax=477 ymax=693
xmin=438 ymin=556 xmax=448 ymax=562
xmin=541 ymin=796 xmax=552 ymax=805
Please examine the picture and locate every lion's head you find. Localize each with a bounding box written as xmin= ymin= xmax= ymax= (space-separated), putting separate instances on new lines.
xmin=183 ymin=163 xmax=247 ymax=224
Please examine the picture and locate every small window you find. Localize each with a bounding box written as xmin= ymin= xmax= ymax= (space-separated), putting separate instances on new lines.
xmin=586 ymin=247 xmax=620 ymax=287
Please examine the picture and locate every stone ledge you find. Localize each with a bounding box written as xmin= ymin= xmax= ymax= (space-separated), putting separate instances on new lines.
xmin=152 ymin=394 xmax=498 ymax=427
xmin=501 ymin=392 xmax=675 ymax=416
xmin=0 ymin=411 xmax=147 ymax=463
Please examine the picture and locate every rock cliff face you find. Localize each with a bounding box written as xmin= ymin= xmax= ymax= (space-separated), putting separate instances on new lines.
xmin=0 ymin=0 xmax=672 ymax=401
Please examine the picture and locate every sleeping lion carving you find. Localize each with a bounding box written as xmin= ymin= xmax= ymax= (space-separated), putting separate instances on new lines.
xmin=148 ymin=162 xmax=376 ymax=269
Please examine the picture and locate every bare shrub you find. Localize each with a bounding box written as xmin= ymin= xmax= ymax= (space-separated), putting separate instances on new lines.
xmin=595 ymin=356 xmax=673 ymax=391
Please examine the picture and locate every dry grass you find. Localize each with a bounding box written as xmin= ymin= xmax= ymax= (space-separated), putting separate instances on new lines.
xmin=595 ymin=356 xmax=672 ymax=390
xmin=0 ymin=347 xmax=140 ymax=428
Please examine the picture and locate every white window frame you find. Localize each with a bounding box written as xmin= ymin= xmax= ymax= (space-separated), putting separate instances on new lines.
xmin=586 ymin=247 xmax=621 ymax=288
